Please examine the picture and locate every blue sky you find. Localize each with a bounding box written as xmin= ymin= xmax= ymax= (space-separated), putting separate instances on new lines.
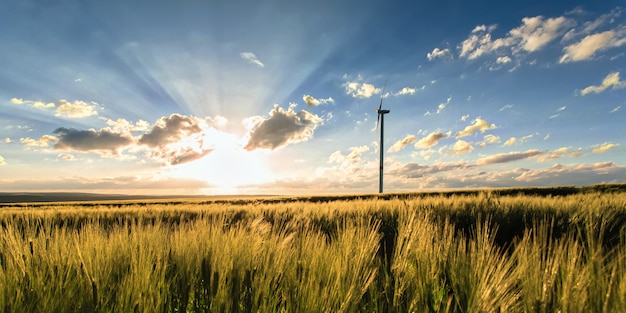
xmin=1 ymin=0 xmax=625 ymax=195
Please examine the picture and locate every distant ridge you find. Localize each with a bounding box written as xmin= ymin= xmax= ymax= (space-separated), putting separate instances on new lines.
xmin=0 ymin=192 xmax=205 ymax=203
xmin=1 ymin=183 xmax=625 ymax=204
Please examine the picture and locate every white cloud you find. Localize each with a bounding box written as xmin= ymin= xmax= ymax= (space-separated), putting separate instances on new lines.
xmin=388 ymin=135 xmax=416 ymax=153
xmin=503 ymin=137 xmax=517 ymax=146
xmin=10 ymin=98 xmax=98 ymax=118
xmin=4 ymin=138 xmax=11 ymax=143
xmin=455 ymin=118 xmax=496 ymax=138
xmin=479 ymin=134 xmax=501 ymax=147
xmin=414 ymin=131 xmax=450 ymax=149
xmin=560 ymin=28 xmax=626 ymax=63
xmin=609 ymin=105 xmax=621 ymax=113
xmin=328 ymin=145 xmax=369 ymax=164
xmin=240 ymin=52 xmax=265 ymax=67
xmin=0 ymin=155 xmax=5 ymax=165
xmin=496 ymin=56 xmax=512 ymax=64
xmin=302 ymin=95 xmax=334 ymax=107
xmin=427 ymin=47 xmax=452 ymax=61
xmin=345 ymin=81 xmax=381 ymax=98
xmin=448 ymin=140 xmax=473 ymax=155
xmin=592 ymin=142 xmax=619 ymax=154
xmin=395 ymin=87 xmax=417 ymax=96
xmin=510 ymin=16 xmax=574 ymax=52
xmin=460 ymin=114 xmax=470 ymax=121
xmin=20 ymin=135 xmax=58 ymax=148
xmin=580 ymin=72 xmax=626 ymax=95
xmin=54 ymin=100 xmax=98 ymax=118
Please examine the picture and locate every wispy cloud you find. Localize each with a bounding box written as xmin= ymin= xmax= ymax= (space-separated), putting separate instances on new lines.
xmin=580 ymin=72 xmax=626 ymax=95
xmin=609 ymin=105 xmax=621 ymax=113
xmin=560 ymin=29 xmax=626 ymax=63
xmin=476 ymin=149 xmax=543 ymax=165
xmin=240 ymin=52 xmax=265 ymax=67
xmin=503 ymin=137 xmax=517 ymax=146
xmin=394 ymin=87 xmax=417 ymax=96
xmin=499 ymin=104 xmax=513 ymax=111
xmin=302 ymin=95 xmax=334 ymax=107
xmin=591 ymin=142 xmax=619 ymax=154
xmin=9 ymin=98 xmax=98 ymax=118
xmin=427 ymin=47 xmax=452 ymax=61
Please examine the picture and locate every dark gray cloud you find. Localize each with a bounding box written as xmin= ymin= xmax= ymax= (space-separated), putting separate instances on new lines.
xmin=244 ymin=105 xmax=323 ymax=150
xmin=53 ymin=127 xmax=133 ymax=152
xmin=139 ymin=114 xmax=203 ymax=147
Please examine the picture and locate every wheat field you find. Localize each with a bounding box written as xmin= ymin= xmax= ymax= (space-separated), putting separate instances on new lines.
xmin=1 ymin=187 xmax=625 ymax=312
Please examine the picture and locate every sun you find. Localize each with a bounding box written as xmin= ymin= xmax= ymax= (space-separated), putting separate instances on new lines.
xmin=172 ymin=131 xmax=273 ymax=194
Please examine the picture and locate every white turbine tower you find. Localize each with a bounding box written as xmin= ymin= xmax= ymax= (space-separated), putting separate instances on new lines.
xmin=376 ymin=81 xmax=389 ymax=193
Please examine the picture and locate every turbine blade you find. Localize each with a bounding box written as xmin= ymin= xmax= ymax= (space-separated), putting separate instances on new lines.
xmin=376 ymin=113 xmax=380 ymax=129
xmin=377 ymin=80 xmax=387 ymax=111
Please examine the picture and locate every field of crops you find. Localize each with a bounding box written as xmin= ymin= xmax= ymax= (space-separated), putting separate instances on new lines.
xmin=1 ymin=186 xmax=625 ymax=312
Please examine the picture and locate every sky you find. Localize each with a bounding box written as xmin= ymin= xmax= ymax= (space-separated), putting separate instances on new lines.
xmin=1 ymin=0 xmax=625 ymax=195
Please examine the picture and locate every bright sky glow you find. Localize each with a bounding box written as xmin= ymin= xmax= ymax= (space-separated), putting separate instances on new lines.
xmin=1 ymin=0 xmax=625 ymax=195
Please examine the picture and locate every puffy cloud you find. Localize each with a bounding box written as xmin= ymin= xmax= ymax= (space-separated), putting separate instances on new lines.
xmin=0 ymin=155 xmax=5 ymax=165
xmin=3 ymin=138 xmax=11 ymax=143
xmin=592 ymin=142 xmax=619 ymax=154
xmin=53 ymin=128 xmax=133 ymax=153
xmin=476 ymin=149 xmax=543 ymax=165
xmin=345 ymin=81 xmax=381 ymax=98
xmin=580 ymin=72 xmax=626 ymax=95
xmin=244 ymin=104 xmax=323 ymax=150
xmin=302 ymin=95 xmax=334 ymax=107
xmin=138 ymin=114 xmax=215 ymax=165
xmin=479 ymin=134 xmax=501 ymax=147
xmin=449 ymin=140 xmax=473 ymax=155
xmin=455 ymin=118 xmax=496 ymax=138
xmin=388 ymin=135 xmax=416 ymax=153
xmin=139 ymin=114 xmax=204 ymax=148
xmin=560 ymin=29 xmax=626 ymax=63
xmin=105 ymin=118 xmax=151 ymax=133
xmin=240 ymin=52 xmax=265 ymax=67
xmin=427 ymin=47 xmax=452 ymax=60
xmin=414 ymin=131 xmax=449 ymax=149
xmin=54 ymin=100 xmax=98 ymax=118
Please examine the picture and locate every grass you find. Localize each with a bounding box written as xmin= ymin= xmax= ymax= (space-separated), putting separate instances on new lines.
xmin=1 ymin=188 xmax=625 ymax=312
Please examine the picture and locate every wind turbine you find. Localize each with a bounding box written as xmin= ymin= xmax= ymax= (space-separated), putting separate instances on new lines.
xmin=376 ymin=81 xmax=389 ymax=193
